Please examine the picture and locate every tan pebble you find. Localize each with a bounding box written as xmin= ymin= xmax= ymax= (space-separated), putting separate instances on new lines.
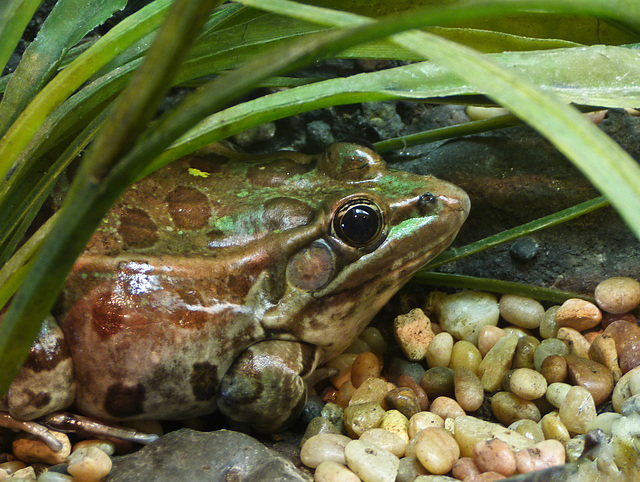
xmin=12 ymin=430 xmax=70 ymax=465
xmin=334 ymin=380 xmax=356 ymax=408
xmin=555 ymin=298 xmax=602 ymax=332
xmin=630 ymin=369 xmax=640 ymax=395
xmin=540 ymin=411 xmax=570 ymax=443
xmin=556 ymin=327 xmax=590 ymax=359
xmin=451 ymin=456 xmax=480 ymax=480
xmin=564 ymin=437 xmax=586 ymax=463
xmin=384 ymin=387 xmax=421 ymax=419
xmin=326 ymin=353 xmax=358 ymax=388
xmin=345 ymin=439 xmax=399 ymax=482
xmin=603 ymin=320 xmax=640 ymax=374
xmin=464 ymin=472 xmax=506 ymax=481
xmin=540 ymin=306 xmax=561 ymax=339
xmin=508 ymin=368 xmax=547 ymax=400
xmin=345 ymin=338 xmax=372 ymax=354
xmin=478 ymin=335 xmax=519 ymax=392
xmin=408 ymin=412 xmax=445 ymax=438
xmin=72 ymin=439 xmax=116 ymax=457
xmin=67 ymin=446 xmax=112 ymax=482
xmin=430 ymin=396 xmax=466 ymax=420
xmin=533 ymin=338 xmax=568 ymax=371
xmin=477 ymin=326 xmax=506 ymax=358
xmin=435 ymin=291 xmax=500 ymax=345
xmin=380 ymin=409 xmax=410 ymax=443
xmin=349 ymin=377 xmax=391 ymax=407
xmin=426 ymin=332 xmax=454 ymax=368
xmin=394 ymin=308 xmax=435 ymax=361
xmin=515 ymin=439 xmax=565 ymax=473
xmin=614 ymin=367 xmax=640 ymax=412
xmin=602 ymin=312 xmax=637 ymax=329
xmin=360 ymin=428 xmax=407 ymax=457
xmin=508 ymin=419 xmax=544 ymax=443
xmin=583 ymin=330 xmax=602 ymax=343
xmin=512 ymin=335 xmax=539 ymax=370
xmin=32 ymin=470 xmax=73 ymax=481
xmin=491 ymin=391 xmax=541 ymax=426
xmin=559 ymin=386 xmax=597 ymax=434
xmin=350 ymin=352 xmax=382 ymax=388
xmin=414 ymin=427 xmax=460 ymax=474
xmin=546 ymin=382 xmax=572 ymax=408
xmin=589 ymin=334 xmax=622 ymax=382
xmin=454 ymin=367 xmax=484 ymax=412
xmin=343 ymin=402 xmax=385 ymax=437
xmin=565 ymin=354 xmax=614 ymax=405
xmin=453 ymin=416 xmax=533 ymax=457
xmin=473 ymin=438 xmax=516 ymax=477
xmin=8 ymin=466 xmax=36 ymax=479
xmin=301 ymin=433 xmax=352 ymax=468
xmin=359 ymin=326 xmax=388 ymax=356
xmin=0 ymin=461 xmax=26 ymax=474
xmin=539 ymin=354 xmax=567 ymax=385
xmin=314 ymin=461 xmax=360 ymax=482
xmin=499 ymin=294 xmax=544 ymax=329
xmin=449 ymin=340 xmax=482 ymax=374
xmin=595 ymin=277 xmax=640 ymax=314
xmin=397 ymin=456 xmax=429 ymax=481
xmin=502 ymin=326 xmax=532 ymax=338
xmin=398 ymin=375 xmax=430 ymax=411
xmin=420 ymin=366 xmax=454 ymax=400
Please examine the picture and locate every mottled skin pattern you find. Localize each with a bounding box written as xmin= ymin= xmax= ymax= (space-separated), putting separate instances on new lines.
xmin=3 ymin=143 xmax=469 ymax=432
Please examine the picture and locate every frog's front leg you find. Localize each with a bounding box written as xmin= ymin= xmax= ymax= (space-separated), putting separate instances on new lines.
xmin=217 ymin=340 xmax=322 ymax=433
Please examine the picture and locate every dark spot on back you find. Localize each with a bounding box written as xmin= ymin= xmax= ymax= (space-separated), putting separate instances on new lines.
xmin=190 ymin=362 xmax=219 ymax=401
xmin=247 ymin=160 xmax=310 ymax=187
xmin=104 ymin=383 xmax=146 ymax=418
xmin=166 ymin=186 xmax=211 ymax=230
xmin=118 ymin=208 xmax=159 ymax=249
xmin=262 ymin=197 xmax=315 ymax=232
xmin=91 ymin=293 xmax=126 ymax=340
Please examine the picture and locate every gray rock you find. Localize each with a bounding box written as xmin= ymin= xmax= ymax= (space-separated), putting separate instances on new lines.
xmin=108 ymin=429 xmax=312 ymax=482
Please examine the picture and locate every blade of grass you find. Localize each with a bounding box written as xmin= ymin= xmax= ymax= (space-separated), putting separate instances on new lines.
xmin=0 ymin=0 xmax=43 ymax=76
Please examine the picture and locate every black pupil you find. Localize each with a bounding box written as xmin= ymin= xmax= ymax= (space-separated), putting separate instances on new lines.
xmin=337 ymin=205 xmax=380 ymax=246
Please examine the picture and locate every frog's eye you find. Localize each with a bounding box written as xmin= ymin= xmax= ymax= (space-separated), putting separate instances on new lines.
xmin=332 ymin=198 xmax=384 ymax=247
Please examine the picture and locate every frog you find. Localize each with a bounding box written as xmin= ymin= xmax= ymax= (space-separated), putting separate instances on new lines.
xmin=1 ymin=142 xmax=469 ymax=445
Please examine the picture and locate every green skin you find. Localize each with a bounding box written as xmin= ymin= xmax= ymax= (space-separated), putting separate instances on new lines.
xmin=3 ymin=143 xmax=469 ymax=434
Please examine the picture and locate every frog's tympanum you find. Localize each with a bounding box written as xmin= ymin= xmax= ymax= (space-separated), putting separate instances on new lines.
xmin=2 ymin=143 xmax=469 ymax=439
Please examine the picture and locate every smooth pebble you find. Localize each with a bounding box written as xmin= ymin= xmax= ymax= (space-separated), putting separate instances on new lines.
xmin=555 ymin=298 xmax=602 ymax=332
xmin=420 ymin=367 xmax=454 ymax=400
xmin=491 ymin=391 xmax=541 ymax=426
xmin=12 ymin=431 xmax=70 ymax=465
xmin=477 ymin=326 xmax=506 ymax=358
xmin=453 ymin=416 xmax=533 ymax=457
xmin=540 ymin=354 xmax=568 ymax=384
xmin=559 ymin=386 xmax=597 ymax=434
xmin=556 ymin=327 xmax=590 ymax=359
xmin=425 ymin=332 xmax=454 ymax=368
xmin=594 ymin=277 xmax=640 ymax=314
xmin=533 ymin=338 xmax=568 ymax=372
xmin=508 ymin=419 xmax=544 ymax=443
xmin=454 ymin=367 xmax=484 ymax=412
xmin=478 ymin=335 xmax=519 ymax=392
xmin=436 ymin=291 xmax=500 ymax=345
xmin=430 ymin=396 xmax=466 ymax=420
xmin=360 ymin=428 xmax=407 ymax=457
xmin=540 ymin=411 xmax=570 ymax=443
xmin=515 ymin=439 xmax=565 ymax=473
xmin=449 ymin=340 xmax=482 ymax=374
xmin=314 ymin=461 xmax=360 ymax=482
xmin=473 ymin=438 xmax=516 ymax=477
xmin=301 ymin=434 xmax=352 ymax=468
xmin=408 ymin=412 xmax=445 ymax=438
xmin=414 ymin=427 xmax=460 ymax=475
xmin=67 ymin=446 xmax=112 ymax=482
xmin=345 ymin=439 xmax=399 ymax=482
xmin=565 ymin=354 xmax=614 ymax=405
xmin=539 ymin=306 xmax=561 ymax=339
xmin=508 ymin=368 xmax=547 ymax=400
xmin=499 ymin=294 xmax=544 ymax=329
xmin=351 ymin=352 xmax=382 ymax=388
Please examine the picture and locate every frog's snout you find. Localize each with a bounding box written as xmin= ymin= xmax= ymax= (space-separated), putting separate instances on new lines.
xmin=439 ymin=184 xmax=470 ymax=226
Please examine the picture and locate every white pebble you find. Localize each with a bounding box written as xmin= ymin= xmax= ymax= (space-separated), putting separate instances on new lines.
xmin=67 ymin=446 xmax=112 ymax=482
xmin=301 ymin=434 xmax=352 ymax=469
xmin=314 ymin=461 xmax=360 ymax=482
xmin=435 ymin=291 xmax=499 ymax=345
xmin=499 ymin=294 xmax=545 ymax=329
xmin=345 ymin=439 xmax=399 ymax=482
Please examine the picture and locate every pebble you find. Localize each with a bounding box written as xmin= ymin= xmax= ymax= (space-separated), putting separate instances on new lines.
xmin=301 ymin=434 xmax=352 ymax=468
xmin=327 ymin=353 xmax=358 ymax=388
xmin=512 ymin=335 xmax=539 ymax=369
xmin=477 ymin=326 xmax=506 ymax=358
xmin=37 ymin=471 xmax=73 ymax=481
xmin=559 ymin=386 xmax=597 ymax=434
xmin=72 ymin=439 xmax=116 ymax=457
xmin=539 ymin=306 xmax=561 ymax=339
xmin=435 ymin=291 xmax=500 ymax=345
xmin=385 ymin=387 xmax=421 ymax=419
xmin=565 ymin=437 xmax=587 ymax=462
xmin=67 ymin=446 xmax=113 ymax=482
xmin=420 ymin=367 xmax=455 ymax=400
xmin=604 ymin=319 xmax=640 ymax=374
xmin=601 ymin=312 xmax=637 ymax=329
xmin=594 ymin=276 xmax=640 ymax=314
xmin=556 ymin=327 xmax=591 ymax=359
xmin=478 ymin=335 xmax=519 ymax=392
xmin=533 ymin=338 xmax=568 ymax=371
xmin=334 ymin=380 xmax=356 ymax=408
xmin=349 ymin=377 xmax=391 ymax=407
xmin=425 ymin=332 xmax=454 ymax=368
xmin=546 ymin=382 xmax=572 ymax=408
xmin=380 ymin=410 xmax=410 ymax=443
xmin=314 ymin=461 xmax=360 ymax=482
xmin=12 ymin=431 xmax=71 ymax=465
xmin=302 ymin=417 xmax=341 ymax=444
xmin=540 ymin=411 xmax=570 ymax=443
xmin=398 ymin=375 xmax=430 ymax=411
xmin=589 ymin=333 xmax=623 ymax=382
xmin=508 ymin=368 xmax=547 ymax=400
xmin=343 ymin=402 xmax=385 ymax=437
xmin=473 ymin=438 xmax=516 ymax=477
xmin=394 ymin=308 xmax=435 ymax=361
xmin=499 ymin=294 xmax=545 ymax=329
xmin=454 ymin=367 xmax=484 ymax=412
xmin=508 ymin=419 xmax=545 ymax=443
xmin=565 ymin=354 xmax=614 ymax=405
xmin=351 ymin=352 xmax=383 ymax=388
xmin=514 ymin=439 xmax=565 ymax=473
xmin=387 ymin=358 xmax=425 ymax=386
xmin=452 ymin=457 xmax=481 ymax=480
xmin=464 ymin=472 xmax=506 ymax=481
xmin=414 ymin=427 xmax=460 ymax=475
xmin=540 ymin=354 xmax=568 ymax=384
xmin=429 ymin=396 xmax=466 ymax=420
xmin=555 ymin=298 xmax=602 ymax=332
xmin=631 ymin=369 xmax=640 ymax=395
xmin=453 ymin=416 xmax=533 ymax=457
xmin=491 ymin=391 xmax=541 ymax=426
xmin=408 ymin=412 xmax=445 ymax=438
xmin=359 ymin=428 xmax=407 ymax=458
xmin=345 ymin=439 xmax=400 ymax=482
xmin=359 ymin=327 xmax=388 ymax=356
xmin=396 ymin=457 xmax=429 ymax=482
xmin=449 ymin=340 xmax=482 ymax=374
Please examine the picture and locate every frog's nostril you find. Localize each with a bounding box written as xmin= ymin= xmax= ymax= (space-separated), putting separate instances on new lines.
xmin=418 ymin=192 xmax=436 ymax=210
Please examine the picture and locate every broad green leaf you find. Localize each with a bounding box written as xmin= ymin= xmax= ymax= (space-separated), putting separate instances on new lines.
xmin=0 ymin=0 xmax=43 ymax=76
xmin=0 ymin=0 xmax=126 ymax=137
